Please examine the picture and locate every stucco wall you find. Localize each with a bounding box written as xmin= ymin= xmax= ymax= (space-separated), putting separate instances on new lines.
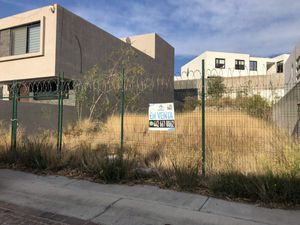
xmin=55 ymin=6 xmax=174 ymax=81
xmin=55 ymin=5 xmax=174 ymax=109
xmin=121 ymin=33 xmax=156 ymax=59
xmin=155 ymin=34 xmax=174 ymax=78
xmin=0 ymin=4 xmax=174 ymax=98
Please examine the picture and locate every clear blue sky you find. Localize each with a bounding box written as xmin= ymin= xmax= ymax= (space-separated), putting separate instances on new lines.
xmin=1 ymin=0 xmax=300 ymax=75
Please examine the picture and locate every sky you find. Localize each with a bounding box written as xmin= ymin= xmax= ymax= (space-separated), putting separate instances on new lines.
xmin=1 ymin=0 xmax=300 ymax=74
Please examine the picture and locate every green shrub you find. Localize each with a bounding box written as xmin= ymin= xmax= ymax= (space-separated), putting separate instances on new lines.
xmin=172 ymin=161 xmax=199 ymax=190
xmin=78 ymin=144 xmax=138 ymax=182
xmin=208 ymin=171 xmax=300 ymax=205
xmin=238 ymin=95 xmax=271 ymax=120
xmin=183 ymin=96 xmax=200 ymax=111
xmin=206 ymin=97 xmax=236 ymax=108
xmin=207 ymin=76 xmax=226 ymax=99
xmin=174 ymin=100 xmax=184 ymax=112
xmin=158 ymin=161 xmax=199 ymax=190
xmin=0 ymin=137 xmax=58 ymax=170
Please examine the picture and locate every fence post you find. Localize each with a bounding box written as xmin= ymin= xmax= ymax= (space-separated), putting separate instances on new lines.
xmin=120 ymin=68 xmax=125 ymax=156
xmin=201 ymin=60 xmax=206 ymax=176
xmin=11 ymin=81 xmax=18 ymax=152
xmin=57 ymin=72 xmax=64 ymax=157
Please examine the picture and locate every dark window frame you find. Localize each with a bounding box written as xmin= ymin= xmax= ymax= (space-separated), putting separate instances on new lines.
xmin=26 ymin=23 xmax=40 ymax=54
xmin=250 ymin=60 xmax=257 ymax=71
xmin=1 ymin=21 xmax=41 ymax=57
xmin=235 ymin=59 xmax=245 ymax=70
xmin=277 ymin=60 xmax=284 ymax=73
xmin=215 ymin=58 xmax=225 ymax=69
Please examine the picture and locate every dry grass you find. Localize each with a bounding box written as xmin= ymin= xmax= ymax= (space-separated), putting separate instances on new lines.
xmin=0 ymin=110 xmax=298 ymax=176
xmin=60 ymin=110 xmax=299 ymax=176
xmin=0 ymin=111 xmax=299 ymax=205
xmin=0 ymin=111 xmax=300 ymax=174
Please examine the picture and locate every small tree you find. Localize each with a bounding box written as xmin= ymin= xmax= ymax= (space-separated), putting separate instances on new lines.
xmin=75 ymin=45 xmax=149 ymax=121
xmin=207 ymin=76 xmax=226 ymax=99
xmin=239 ymin=95 xmax=271 ymax=120
xmin=183 ymin=96 xmax=200 ymax=112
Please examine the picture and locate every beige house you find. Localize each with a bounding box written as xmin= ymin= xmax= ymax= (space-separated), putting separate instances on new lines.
xmin=0 ymin=4 xmax=174 ymax=102
xmin=0 ymin=4 xmax=174 ymax=132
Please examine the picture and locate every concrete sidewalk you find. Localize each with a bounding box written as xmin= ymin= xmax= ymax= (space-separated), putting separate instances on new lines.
xmin=0 ymin=169 xmax=298 ymax=225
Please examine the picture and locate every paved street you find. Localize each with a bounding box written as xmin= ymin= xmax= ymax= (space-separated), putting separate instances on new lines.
xmin=0 ymin=200 xmax=97 ymax=225
xmin=0 ymin=169 xmax=299 ymax=225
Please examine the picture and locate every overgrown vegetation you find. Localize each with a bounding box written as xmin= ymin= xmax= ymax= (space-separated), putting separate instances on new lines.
xmin=183 ymin=96 xmax=200 ymax=111
xmin=0 ymin=111 xmax=299 ymax=207
xmin=207 ymin=76 xmax=226 ymax=99
xmin=75 ymin=46 xmax=152 ymax=121
xmin=205 ymin=95 xmax=272 ymax=120
xmin=0 ymin=49 xmax=298 ymax=207
xmin=209 ymin=171 xmax=300 ymax=206
xmin=239 ymin=95 xmax=272 ymax=120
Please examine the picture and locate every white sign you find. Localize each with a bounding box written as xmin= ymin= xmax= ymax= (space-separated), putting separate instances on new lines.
xmin=149 ymin=103 xmax=175 ymax=131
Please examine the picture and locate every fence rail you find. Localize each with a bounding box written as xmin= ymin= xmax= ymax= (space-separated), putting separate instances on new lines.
xmin=0 ymin=67 xmax=299 ymax=177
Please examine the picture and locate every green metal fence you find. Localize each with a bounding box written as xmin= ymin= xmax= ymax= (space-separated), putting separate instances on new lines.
xmin=0 ymin=66 xmax=298 ymax=178
xmin=0 ymin=73 xmax=67 ymax=154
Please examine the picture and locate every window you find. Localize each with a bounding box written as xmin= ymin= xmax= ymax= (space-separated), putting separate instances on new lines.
xmin=27 ymin=23 xmax=40 ymax=53
xmin=0 ymin=22 xmax=40 ymax=57
xmin=250 ymin=61 xmax=257 ymax=71
xmin=277 ymin=61 xmax=283 ymax=73
xmin=235 ymin=59 xmax=245 ymax=70
xmin=215 ymin=58 xmax=225 ymax=69
xmin=0 ymin=29 xmax=11 ymax=57
xmin=11 ymin=26 xmax=27 ymax=55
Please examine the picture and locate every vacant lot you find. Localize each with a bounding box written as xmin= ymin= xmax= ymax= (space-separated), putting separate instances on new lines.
xmin=58 ymin=110 xmax=298 ymax=175
xmin=0 ymin=110 xmax=299 ymax=206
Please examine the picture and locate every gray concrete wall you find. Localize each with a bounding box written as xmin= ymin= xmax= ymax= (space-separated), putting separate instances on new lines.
xmin=272 ymin=82 xmax=300 ymax=135
xmin=175 ymin=74 xmax=284 ymax=90
xmin=0 ymin=100 xmax=77 ymax=134
xmin=284 ymin=40 xmax=300 ymax=93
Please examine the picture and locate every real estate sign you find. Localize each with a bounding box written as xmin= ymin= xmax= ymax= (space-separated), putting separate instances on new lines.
xmin=149 ymin=103 xmax=175 ymax=131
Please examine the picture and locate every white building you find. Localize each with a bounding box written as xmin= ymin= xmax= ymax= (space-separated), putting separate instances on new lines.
xmin=177 ymin=51 xmax=289 ymax=80
xmin=175 ymin=51 xmax=290 ymax=103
